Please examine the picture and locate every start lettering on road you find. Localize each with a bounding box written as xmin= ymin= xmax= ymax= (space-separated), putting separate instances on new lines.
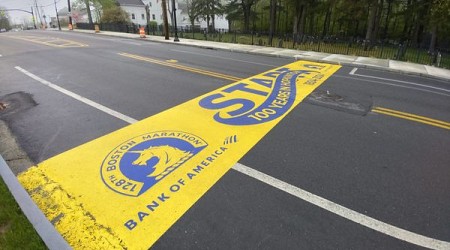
xmin=18 ymin=61 xmax=340 ymax=249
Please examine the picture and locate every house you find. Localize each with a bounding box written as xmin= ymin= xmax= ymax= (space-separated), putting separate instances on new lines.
xmin=142 ymin=0 xmax=182 ymax=26
xmin=143 ymin=0 xmax=228 ymax=30
xmin=117 ymin=0 xmax=148 ymax=26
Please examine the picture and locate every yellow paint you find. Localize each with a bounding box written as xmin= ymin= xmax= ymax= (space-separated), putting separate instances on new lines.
xmin=119 ymin=53 xmax=241 ymax=82
xmin=8 ymin=35 xmax=87 ymax=48
xmin=373 ymin=107 xmax=450 ymax=128
xmin=166 ymin=59 xmax=178 ymax=63
xmin=18 ymin=61 xmax=340 ymax=249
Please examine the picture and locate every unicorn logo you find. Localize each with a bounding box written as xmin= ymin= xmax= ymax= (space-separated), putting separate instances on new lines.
xmin=101 ymin=131 xmax=208 ymax=197
xmin=129 ymin=145 xmax=193 ymax=180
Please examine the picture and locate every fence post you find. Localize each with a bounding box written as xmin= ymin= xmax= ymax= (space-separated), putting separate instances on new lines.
xmin=317 ymin=38 xmax=321 ymax=52
xmin=234 ymin=30 xmax=237 ymax=43
xmin=436 ymin=51 xmax=442 ymax=67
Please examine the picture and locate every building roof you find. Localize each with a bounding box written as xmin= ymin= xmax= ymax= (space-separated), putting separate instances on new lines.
xmin=116 ymin=0 xmax=145 ymax=6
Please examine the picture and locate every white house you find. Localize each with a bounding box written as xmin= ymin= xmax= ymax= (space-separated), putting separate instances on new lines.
xmin=142 ymin=0 xmax=182 ymax=26
xmin=117 ymin=0 xmax=148 ymax=26
xmin=142 ymin=0 xmax=228 ymax=30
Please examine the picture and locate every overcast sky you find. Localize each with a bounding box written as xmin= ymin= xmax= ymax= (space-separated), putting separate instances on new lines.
xmin=1 ymin=0 xmax=68 ymax=25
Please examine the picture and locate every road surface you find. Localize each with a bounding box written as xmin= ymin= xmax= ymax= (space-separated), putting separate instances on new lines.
xmin=0 ymin=30 xmax=449 ymax=249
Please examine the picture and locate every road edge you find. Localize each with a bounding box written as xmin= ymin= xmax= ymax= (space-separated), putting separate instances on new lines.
xmin=0 ymin=121 xmax=71 ymax=250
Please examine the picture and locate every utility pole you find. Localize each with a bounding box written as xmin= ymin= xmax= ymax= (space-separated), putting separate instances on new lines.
xmin=172 ymin=0 xmax=179 ymax=42
xmin=54 ymin=0 xmax=61 ymax=30
xmin=161 ymin=0 xmax=169 ymax=40
xmin=31 ymin=7 xmax=37 ymax=29
xmin=67 ymin=0 xmax=72 ymax=29
xmin=34 ymin=0 xmax=43 ymax=27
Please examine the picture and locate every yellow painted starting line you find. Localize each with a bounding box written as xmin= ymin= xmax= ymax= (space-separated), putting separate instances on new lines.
xmin=18 ymin=60 xmax=340 ymax=249
xmin=372 ymin=107 xmax=450 ymax=130
xmin=8 ymin=35 xmax=87 ymax=48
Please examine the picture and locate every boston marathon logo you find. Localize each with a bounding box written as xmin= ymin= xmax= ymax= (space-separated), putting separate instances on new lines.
xmin=199 ymin=64 xmax=326 ymax=125
xmin=100 ymin=131 xmax=207 ymax=197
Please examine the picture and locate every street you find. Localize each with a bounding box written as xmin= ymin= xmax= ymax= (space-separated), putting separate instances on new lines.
xmin=0 ymin=30 xmax=449 ymax=249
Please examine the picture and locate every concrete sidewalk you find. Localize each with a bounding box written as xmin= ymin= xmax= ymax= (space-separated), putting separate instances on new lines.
xmin=63 ymin=28 xmax=450 ymax=81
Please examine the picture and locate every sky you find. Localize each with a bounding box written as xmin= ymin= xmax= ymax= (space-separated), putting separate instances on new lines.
xmin=1 ymin=0 xmax=69 ymax=25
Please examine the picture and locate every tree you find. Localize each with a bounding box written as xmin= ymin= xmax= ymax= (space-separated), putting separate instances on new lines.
xmin=0 ymin=7 xmax=11 ymax=30
xmin=73 ymin=0 xmax=115 ymax=23
xmin=84 ymin=0 xmax=94 ymax=24
xmin=364 ymin=0 xmax=379 ymax=50
xmin=193 ymin=0 xmax=223 ymax=32
xmin=240 ymin=0 xmax=259 ymax=32
xmin=428 ymin=0 xmax=450 ymax=52
xmin=100 ymin=6 xmax=130 ymax=24
xmin=186 ymin=0 xmax=202 ymax=29
xmin=224 ymin=0 xmax=243 ymax=31
xmin=268 ymin=0 xmax=276 ymax=45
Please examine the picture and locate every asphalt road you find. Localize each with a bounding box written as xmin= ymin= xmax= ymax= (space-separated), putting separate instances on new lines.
xmin=1 ymin=30 xmax=449 ymax=249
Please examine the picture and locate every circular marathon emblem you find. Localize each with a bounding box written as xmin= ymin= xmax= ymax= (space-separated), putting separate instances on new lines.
xmin=101 ymin=131 xmax=208 ymax=197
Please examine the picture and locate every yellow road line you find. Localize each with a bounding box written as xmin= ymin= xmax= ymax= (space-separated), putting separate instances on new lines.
xmin=18 ymin=61 xmax=340 ymax=249
xmin=8 ymin=36 xmax=87 ymax=48
xmin=373 ymin=107 xmax=450 ymax=130
xmin=119 ymin=52 xmax=241 ymax=82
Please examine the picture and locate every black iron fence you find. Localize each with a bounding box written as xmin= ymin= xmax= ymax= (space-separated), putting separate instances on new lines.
xmin=75 ymin=23 xmax=449 ymax=69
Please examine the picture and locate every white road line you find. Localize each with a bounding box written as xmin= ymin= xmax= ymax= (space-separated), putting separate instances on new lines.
xmin=349 ymin=67 xmax=358 ymax=75
xmin=170 ymin=49 xmax=279 ymax=67
xmin=349 ymin=67 xmax=450 ymax=93
xmin=15 ymin=66 xmax=138 ymax=124
xmin=14 ymin=66 xmax=450 ymax=249
xmin=335 ymin=75 xmax=450 ymax=97
xmin=233 ymin=163 xmax=450 ymax=250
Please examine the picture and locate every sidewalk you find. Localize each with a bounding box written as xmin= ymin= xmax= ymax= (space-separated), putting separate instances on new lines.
xmin=65 ymin=28 xmax=450 ymax=81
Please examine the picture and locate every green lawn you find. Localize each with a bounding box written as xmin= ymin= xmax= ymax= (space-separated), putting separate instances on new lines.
xmin=0 ymin=177 xmax=47 ymax=250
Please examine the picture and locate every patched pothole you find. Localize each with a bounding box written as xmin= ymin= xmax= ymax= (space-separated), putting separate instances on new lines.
xmin=306 ymin=90 xmax=372 ymax=116
xmin=0 ymin=92 xmax=37 ymax=118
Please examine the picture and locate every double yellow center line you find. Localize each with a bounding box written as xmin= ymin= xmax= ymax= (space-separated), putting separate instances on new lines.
xmin=118 ymin=52 xmax=241 ymax=82
xmin=373 ymin=107 xmax=450 ymax=130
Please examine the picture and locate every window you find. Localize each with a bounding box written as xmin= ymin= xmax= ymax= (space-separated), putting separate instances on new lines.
xmin=152 ymin=14 xmax=156 ymax=20
xmin=131 ymin=13 xmax=135 ymax=20
xmin=149 ymin=2 xmax=152 ymax=7
xmin=141 ymin=14 xmax=145 ymax=20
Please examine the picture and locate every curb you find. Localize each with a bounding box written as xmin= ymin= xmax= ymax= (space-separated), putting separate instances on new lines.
xmin=0 ymin=156 xmax=71 ymax=250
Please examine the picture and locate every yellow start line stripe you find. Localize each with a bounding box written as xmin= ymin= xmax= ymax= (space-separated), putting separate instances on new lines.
xmin=119 ymin=52 xmax=241 ymax=82
xmin=8 ymin=35 xmax=88 ymax=48
xmin=372 ymin=107 xmax=450 ymax=130
xmin=18 ymin=61 xmax=340 ymax=249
